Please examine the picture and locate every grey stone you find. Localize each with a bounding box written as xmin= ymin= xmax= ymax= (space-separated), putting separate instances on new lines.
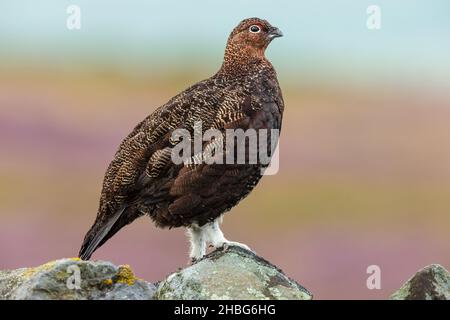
xmin=0 ymin=248 xmax=312 ymax=300
xmin=0 ymin=258 xmax=156 ymax=300
xmin=391 ymin=264 xmax=450 ymax=300
xmin=155 ymin=246 xmax=312 ymax=300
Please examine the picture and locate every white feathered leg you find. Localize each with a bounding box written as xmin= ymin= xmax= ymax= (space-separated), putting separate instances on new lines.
xmin=187 ymin=224 xmax=206 ymax=262
xmin=204 ymin=217 xmax=251 ymax=252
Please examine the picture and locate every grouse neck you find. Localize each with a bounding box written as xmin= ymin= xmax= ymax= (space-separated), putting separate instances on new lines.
xmin=217 ymin=42 xmax=271 ymax=78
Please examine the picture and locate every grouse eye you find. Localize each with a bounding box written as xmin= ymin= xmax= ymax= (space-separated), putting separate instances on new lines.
xmin=249 ymin=25 xmax=261 ymax=33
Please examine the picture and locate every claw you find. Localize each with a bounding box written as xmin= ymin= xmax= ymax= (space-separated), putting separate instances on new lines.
xmin=213 ymin=241 xmax=252 ymax=253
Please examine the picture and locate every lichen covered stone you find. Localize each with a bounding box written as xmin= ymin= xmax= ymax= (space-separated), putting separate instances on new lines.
xmin=390 ymin=264 xmax=450 ymax=300
xmin=0 ymin=258 xmax=155 ymax=300
xmin=155 ymin=246 xmax=312 ymax=300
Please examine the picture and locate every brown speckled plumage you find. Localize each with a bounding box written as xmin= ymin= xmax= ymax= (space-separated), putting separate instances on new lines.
xmin=79 ymin=18 xmax=284 ymax=260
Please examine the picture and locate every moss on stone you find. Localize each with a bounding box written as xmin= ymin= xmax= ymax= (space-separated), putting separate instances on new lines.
xmin=22 ymin=260 xmax=57 ymax=279
xmin=1 ymin=259 xmax=156 ymax=300
xmin=114 ymin=265 xmax=137 ymax=286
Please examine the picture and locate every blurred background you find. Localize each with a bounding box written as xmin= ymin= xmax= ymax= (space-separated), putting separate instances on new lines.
xmin=1 ymin=0 xmax=450 ymax=299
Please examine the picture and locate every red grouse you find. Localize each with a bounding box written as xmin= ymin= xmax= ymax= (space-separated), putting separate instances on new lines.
xmin=79 ymin=17 xmax=284 ymax=261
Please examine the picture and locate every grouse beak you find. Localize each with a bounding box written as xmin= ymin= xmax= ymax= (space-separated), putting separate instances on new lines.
xmin=268 ymin=27 xmax=283 ymax=39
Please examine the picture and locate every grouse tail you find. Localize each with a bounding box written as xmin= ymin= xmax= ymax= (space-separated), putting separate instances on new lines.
xmin=78 ymin=208 xmax=125 ymax=260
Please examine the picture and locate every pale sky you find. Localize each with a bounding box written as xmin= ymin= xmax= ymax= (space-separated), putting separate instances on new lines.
xmin=1 ymin=0 xmax=449 ymax=85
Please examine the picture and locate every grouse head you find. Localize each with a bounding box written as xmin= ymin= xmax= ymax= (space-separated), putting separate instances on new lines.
xmin=229 ymin=17 xmax=283 ymax=49
xmin=221 ymin=18 xmax=282 ymax=74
